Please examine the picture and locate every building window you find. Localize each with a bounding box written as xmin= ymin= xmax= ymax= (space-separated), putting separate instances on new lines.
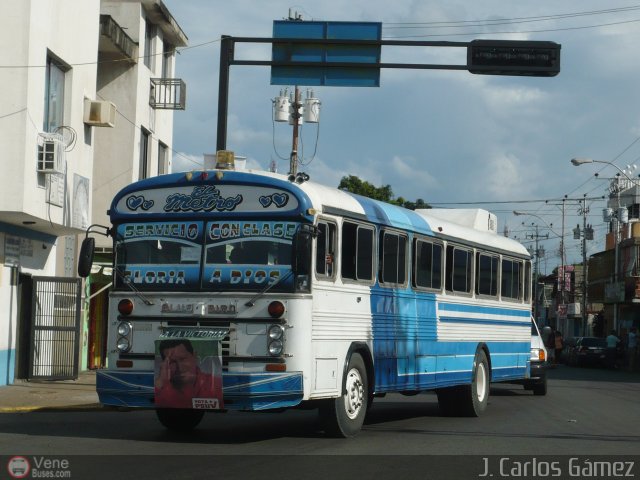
xmin=139 ymin=128 xmax=150 ymax=179
xmin=44 ymin=56 xmax=66 ymax=132
xmin=162 ymin=41 xmax=173 ymax=78
xmin=158 ymin=142 xmax=168 ymax=175
xmin=144 ymin=20 xmax=155 ymax=70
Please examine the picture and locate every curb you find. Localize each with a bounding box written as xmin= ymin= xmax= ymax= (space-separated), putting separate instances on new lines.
xmin=0 ymin=403 xmax=104 ymax=413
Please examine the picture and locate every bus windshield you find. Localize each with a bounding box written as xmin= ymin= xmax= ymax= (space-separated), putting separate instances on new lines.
xmin=114 ymin=220 xmax=298 ymax=292
xmin=202 ymin=221 xmax=296 ymax=292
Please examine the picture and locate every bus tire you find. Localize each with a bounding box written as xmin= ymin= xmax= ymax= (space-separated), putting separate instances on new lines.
xmin=319 ymin=353 xmax=368 ymax=438
xmin=437 ymin=350 xmax=489 ymax=417
xmin=532 ymin=376 xmax=548 ymax=396
xmin=156 ymin=408 xmax=205 ymax=431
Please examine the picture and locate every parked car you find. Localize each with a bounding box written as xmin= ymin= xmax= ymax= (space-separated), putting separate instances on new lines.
xmin=561 ymin=337 xmax=578 ymax=364
xmin=567 ymin=337 xmax=607 ymax=367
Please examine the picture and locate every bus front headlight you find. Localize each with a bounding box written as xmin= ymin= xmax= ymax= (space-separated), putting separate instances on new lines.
xmin=268 ymin=340 xmax=283 ymax=356
xmin=117 ymin=321 xmax=132 ymax=336
xmin=116 ymin=321 xmax=133 ymax=352
xmin=268 ymin=324 xmax=284 ymax=340
xmin=117 ymin=337 xmax=131 ymax=352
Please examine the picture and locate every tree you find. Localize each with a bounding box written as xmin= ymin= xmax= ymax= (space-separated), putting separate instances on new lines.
xmin=338 ymin=176 xmax=431 ymax=210
xmin=338 ymin=175 xmax=394 ymax=202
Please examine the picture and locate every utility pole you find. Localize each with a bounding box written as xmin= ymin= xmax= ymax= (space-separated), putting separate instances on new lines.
xmin=289 ymin=86 xmax=301 ymax=175
xmin=559 ymin=196 xmax=566 ymax=331
xmin=526 ymin=223 xmax=549 ymax=323
xmin=581 ymin=195 xmax=588 ymax=336
xmin=574 ymin=194 xmax=593 ymax=336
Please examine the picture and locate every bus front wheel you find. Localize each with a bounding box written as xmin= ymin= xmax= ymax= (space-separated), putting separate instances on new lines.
xmin=156 ymin=408 xmax=205 ymax=431
xmin=319 ymin=353 xmax=368 ymax=438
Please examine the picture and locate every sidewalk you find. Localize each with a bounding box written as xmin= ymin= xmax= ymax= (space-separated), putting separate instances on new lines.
xmin=0 ymin=370 xmax=101 ymax=413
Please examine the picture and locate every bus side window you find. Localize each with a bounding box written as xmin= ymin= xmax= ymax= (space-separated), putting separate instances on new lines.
xmin=316 ymin=222 xmax=336 ymax=277
xmin=413 ymin=238 xmax=442 ymax=290
xmin=379 ymin=230 xmax=407 ymax=286
xmin=445 ymin=244 xmax=472 ymax=294
xmin=341 ymin=221 xmax=374 ymax=282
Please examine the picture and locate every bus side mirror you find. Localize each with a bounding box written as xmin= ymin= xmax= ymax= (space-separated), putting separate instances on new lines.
xmin=78 ymin=237 xmax=96 ymax=278
xmin=292 ymin=226 xmax=316 ymax=276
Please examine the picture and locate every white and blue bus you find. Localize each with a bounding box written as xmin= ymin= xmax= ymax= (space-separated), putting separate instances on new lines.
xmin=79 ymin=152 xmax=534 ymax=437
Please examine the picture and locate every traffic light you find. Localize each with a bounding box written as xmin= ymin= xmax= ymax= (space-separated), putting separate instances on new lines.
xmin=467 ymin=40 xmax=560 ymax=77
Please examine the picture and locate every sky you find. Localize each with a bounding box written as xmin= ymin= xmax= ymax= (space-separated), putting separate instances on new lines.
xmin=161 ymin=0 xmax=640 ymax=270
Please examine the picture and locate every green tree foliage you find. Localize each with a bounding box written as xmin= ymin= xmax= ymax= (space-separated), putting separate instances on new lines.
xmin=338 ymin=175 xmax=430 ymax=210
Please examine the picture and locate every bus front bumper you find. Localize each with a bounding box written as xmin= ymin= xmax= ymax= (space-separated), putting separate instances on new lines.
xmin=96 ymin=370 xmax=304 ymax=411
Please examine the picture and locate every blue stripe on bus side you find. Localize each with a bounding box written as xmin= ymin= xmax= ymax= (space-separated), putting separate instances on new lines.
xmin=370 ymin=285 xmax=531 ymax=392
xmin=439 ymin=317 xmax=530 ymax=327
xmin=438 ymin=302 xmax=530 ymax=318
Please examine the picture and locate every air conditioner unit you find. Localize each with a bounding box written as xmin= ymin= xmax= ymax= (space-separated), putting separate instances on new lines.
xmin=83 ymin=99 xmax=116 ymax=127
xmin=37 ymin=133 xmax=65 ymax=174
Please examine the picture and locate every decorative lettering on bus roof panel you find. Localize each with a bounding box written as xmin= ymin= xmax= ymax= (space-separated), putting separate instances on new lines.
xmin=113 ymin=185 xmax=299 ymax=216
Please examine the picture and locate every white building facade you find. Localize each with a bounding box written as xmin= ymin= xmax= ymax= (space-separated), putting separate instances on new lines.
xmin=0 ymin=0 xmax=186 ymax=385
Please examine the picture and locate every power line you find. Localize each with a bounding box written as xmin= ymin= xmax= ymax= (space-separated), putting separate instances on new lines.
xmin=383 ymin=18 xmax=640 ymax=39
xmin=383 ymin=5 xmax=640 ymax=28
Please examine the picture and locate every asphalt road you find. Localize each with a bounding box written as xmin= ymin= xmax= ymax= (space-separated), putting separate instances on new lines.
xmin=1 ymin=365 xmax=639 ymax=479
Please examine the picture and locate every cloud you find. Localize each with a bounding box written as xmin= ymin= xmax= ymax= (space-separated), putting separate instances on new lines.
xmin=485 ymin=152 xmax=534 ymax=199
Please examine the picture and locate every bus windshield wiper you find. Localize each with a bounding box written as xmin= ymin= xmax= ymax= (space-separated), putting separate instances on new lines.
xmin=113 ymin=267 xmax=154 ymax=306
xmin=244 ymin=270 xmax=293 ymax=307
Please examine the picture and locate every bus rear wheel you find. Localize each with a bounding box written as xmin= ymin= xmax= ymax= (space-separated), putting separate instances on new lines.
xmin=319 ymin=353 xmax=368 ymax=438
xmin=156 ymin=408 xmax=205 ymax=431
xmin=437 ymin=350 xmax=489 ymax=417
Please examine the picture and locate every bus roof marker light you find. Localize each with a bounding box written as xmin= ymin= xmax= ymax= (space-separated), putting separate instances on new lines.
xmin=215 ymin=150 xmax=235 ymax=170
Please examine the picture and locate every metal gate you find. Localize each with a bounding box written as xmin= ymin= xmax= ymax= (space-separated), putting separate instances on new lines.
xmin=29 ymin=277 xmax=82 ymax=380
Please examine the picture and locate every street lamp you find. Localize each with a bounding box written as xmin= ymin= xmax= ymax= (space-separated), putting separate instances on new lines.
xmin=571 ymin=158 xmax=636 ymax=182
xmin=570 ymin=157 xmax=632 ymax=333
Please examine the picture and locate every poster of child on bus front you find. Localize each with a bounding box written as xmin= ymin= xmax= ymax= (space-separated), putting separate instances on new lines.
xmin=154 ymin=337 xmax=224 ymax=410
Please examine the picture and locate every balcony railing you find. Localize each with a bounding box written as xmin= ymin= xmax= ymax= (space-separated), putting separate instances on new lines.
xmin=99 ymin=15 xmax=137 ymax=63
xmin=150 ymin=78 xmax=186 ymax=110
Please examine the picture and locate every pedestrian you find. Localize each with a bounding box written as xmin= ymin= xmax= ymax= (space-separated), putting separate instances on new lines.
xmin=554 ymin=330 xmax=564 ymax=365
xmin=626 ymin=326 xmax=637 ymax=372
xmin=605 ymin=330 xmax=621 ymax=369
